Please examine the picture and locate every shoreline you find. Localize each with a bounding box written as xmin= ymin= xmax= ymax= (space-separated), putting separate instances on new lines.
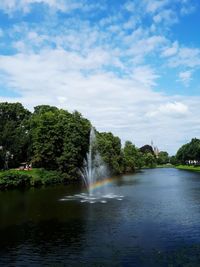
xmin=176 ymin=165 xmax=200 ymax=172
xmin=0 ymin=168 xmax=80 ymax=191
xmin=0 ymin=165 xmax=175 ymax=191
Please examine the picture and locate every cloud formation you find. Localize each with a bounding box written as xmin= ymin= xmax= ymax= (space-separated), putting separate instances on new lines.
xmin=178 ymin=70 xmax=193 ymax=85
xmin=0 ymin=0 xmax=199 ymax=154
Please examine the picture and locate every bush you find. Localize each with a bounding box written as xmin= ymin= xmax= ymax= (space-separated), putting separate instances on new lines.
xmin=0 ymin=168 xmax=81 ymax=190
xmin=0 ymin=172 xmax=31 ymax=190
xmin=39 ymin=169 xmax=64 ymax=185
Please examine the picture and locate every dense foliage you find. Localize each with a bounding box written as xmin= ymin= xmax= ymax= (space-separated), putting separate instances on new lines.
xmin=123 ymin=141 xmax=144 ymax=172
xmin=0 ymin=102 xmax=31 ymax=169
xmin=157 ymin=151 xmax=169 ymax=165
xmin=0 ymin=102 xmax=169 ymax=187
xmin=176 ymin=138 xmax=200 ymax=164
xmin=29 ymin=106 xmax=91 ymax=178
xmin=139 ymin=145 xmax=154 ymax=155
xmin=0 ymin=169 xmax=68 ymax=190
xmin=97 ymin=132 xmax=123 ymax=174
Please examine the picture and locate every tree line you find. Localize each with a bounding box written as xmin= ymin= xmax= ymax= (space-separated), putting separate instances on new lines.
xmin=0 ymin=102 xmax=170 ymax=179
xmin=174 ymin=138 xmax=200 ymax=165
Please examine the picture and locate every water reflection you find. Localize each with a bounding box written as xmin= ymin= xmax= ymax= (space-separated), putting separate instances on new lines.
xmin=1 ymin=168 xmax=200 ymax=266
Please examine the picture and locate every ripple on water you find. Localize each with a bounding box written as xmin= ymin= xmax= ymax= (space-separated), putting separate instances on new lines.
xmin=59 ymin=193 xmax=124 ymax=204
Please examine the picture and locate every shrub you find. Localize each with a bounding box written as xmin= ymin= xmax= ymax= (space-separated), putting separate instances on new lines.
xmin=0 ymin=172 xmax=31 ymax=190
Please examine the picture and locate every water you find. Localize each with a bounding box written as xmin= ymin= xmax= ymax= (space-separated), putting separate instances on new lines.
xmin=1 ymin=168 xmax=200 ymax=266
xmin=81 ymin=127 xmax=108 ymax=195
xmin=76 ymin=127 xmax=122 ymax=203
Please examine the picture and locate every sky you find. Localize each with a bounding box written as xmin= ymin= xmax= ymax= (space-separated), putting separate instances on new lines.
xmin=0 ymin=0 xmax=200 ymax=154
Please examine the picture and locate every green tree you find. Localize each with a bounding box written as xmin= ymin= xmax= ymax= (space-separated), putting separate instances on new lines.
xmin=176 ymin=138 xmax=200 ymax=164
xmin=56 ymin=110 xmax=91 ymax=176
xmin=140 ymin=145 xmax=154 ymax=155
xmin=0 ymin=102 xmax=31 ymax=169
xmin=30 ymin=106 xmax=91 ymax=177
xmin=123 ymin=141 xmax=143 ymax=172
xmin=29 ymin=106 xmax=62 ymax=169
xmin=97 ymin=132 xmax=123 ymax=174
xmin=143 ymin=152 xmax=157 ymax=168
xmin=169 ymin=155 xmax=179 ymax=165
xmin=157 ymin=151 xmax=169 ymax=165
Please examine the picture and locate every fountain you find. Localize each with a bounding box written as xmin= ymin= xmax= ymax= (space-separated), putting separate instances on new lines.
xmin=59 ymin=127 xmax=124 ymax=203
xmin=80 ymin=127 xmax=108 ymax=196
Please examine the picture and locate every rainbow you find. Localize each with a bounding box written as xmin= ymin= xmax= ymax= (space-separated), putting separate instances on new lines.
xmin=88 ymin=177 xmax=115 ymax=191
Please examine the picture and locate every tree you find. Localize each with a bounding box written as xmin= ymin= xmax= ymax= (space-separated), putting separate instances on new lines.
xmin=0 ymin=102 xmax=31 ymax=169
xmin=176 ymin=138 xmax=200 ymax=164
xmin=140 ymin=144 xmax=154 ymax=155
xmin=1 ymin=101 xmax=162 ymax=177
xmin=169 ymin=155 xmax=179 ymax=165
xmin=97 ymin=132 xmax=123 ymax=174
xmin=29 ymin=106 xmax=63 ymax=169
xmin=143 ymin=152 xmax=157 ymax=168
xmin=29 ymin=106 xmax=91 ymax=177
xmin=157 ymin=151 xmax=169 ymax=165
xmin=56 ymin=110 xmax=91 ymax=176
xmin=123 ymin=141 xmax=143 ymax=172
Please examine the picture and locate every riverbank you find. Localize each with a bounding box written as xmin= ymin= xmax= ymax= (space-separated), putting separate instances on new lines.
xmin=176 ymin=165 xmax=200 ymax=172
xmin=0 ymin=169 xmax=76 ymax=190
xmin=156 ymin=164 xmax=174 ymax=168
xmin=142 ymin=164 xmax=174 ymax=169
xmin=0 ymin=164 xmax=175 ymax=191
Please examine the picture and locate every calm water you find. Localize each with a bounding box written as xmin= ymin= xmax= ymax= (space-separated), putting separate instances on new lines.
xmin=1 ymin=168 xmax=200 ymax=266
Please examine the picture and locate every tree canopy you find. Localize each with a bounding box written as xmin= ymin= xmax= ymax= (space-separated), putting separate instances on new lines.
xmin=176 ymin=138 xmax=200 ymax=164
xmin=157 ymin=151 xmax=169 ymax=165
xmin=123 ymin=141 xmax=144 ymax=172
xmin=139 ymin=144 xmax=154 ymax=155
xmin=0 ymin=102 xmax=168 ymax=178
xmin=0 ymin=102 xmax=31 ymax=169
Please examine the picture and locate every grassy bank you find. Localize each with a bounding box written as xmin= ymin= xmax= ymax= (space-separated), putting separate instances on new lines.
xmin=0 ymin=168 xmax=76 ymax=190
xmin=142 ymin=164 xmax=174 ymax=169
xmin=156 ymin=164 xmax=174 ymax=168
xmin=176 ymin=165 xmax=200 ymax=172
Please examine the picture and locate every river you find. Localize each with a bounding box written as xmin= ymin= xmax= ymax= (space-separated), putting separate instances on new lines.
xmin=1 ymin=168 xmax=200 ymax=266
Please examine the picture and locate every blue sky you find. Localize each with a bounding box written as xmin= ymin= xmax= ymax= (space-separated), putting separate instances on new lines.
xmin=0 ymin=0 xmax=200 ymax=154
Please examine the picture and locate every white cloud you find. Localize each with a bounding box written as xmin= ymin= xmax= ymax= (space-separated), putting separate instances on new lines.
xmin=178 ymin=70 xmax=193 ymax=85
xmin=0 ymin=0 xmax=200 ymax=155
xmin=162 ymin=41 xmax=179 ymax=57
xmin=1 ymin=48 xmax=200 ymax=154
xmin=153 ymin=9 xmax=178 ymax=25
xmin=147 ymin=101 xmax=189 ymax=118
xmin=0 ymin=28 xmax=3 ymax=37
xmin=0 ymin=0 xmax=84 ymax=14
xmin=144 ymin=0 xmax=169 ymax=14
xmin=123 ymin=16 xmax=140 ymax=30
xmin=124 ymin=30 xmax=167 ymax=63
xmin=131 ymin=65 xmax=159 ymax=87
xmin=124 ymin=1 xmax=135 ymax=12
xmin=180 ymin=6 xmax=194 ymax=15
xmin=169 ymin=47 xmax=200 ymax=68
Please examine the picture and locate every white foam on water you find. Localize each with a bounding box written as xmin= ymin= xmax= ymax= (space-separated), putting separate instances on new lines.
xmin=59 ymin=193 xmax=124 ymax=204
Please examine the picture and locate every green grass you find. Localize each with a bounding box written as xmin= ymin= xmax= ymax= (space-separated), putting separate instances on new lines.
xmin=0 ymin=168 xmax=72 ymax=190
xmin=141 ymin=164 xmax=174 ymax=169
xmin=176 ymin=165 xmax=200 ymax=172
xmin=156 ymin=164 xmax=174 ymax=168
